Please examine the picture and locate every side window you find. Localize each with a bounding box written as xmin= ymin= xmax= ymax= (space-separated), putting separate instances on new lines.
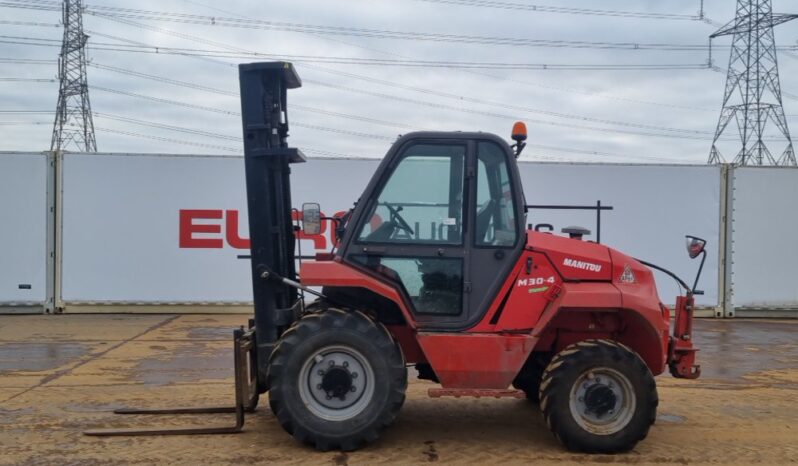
xmin=352 ymin=256 xmax=463 ymax=315
xmin=357 ymin=144 xmax=465 ymax=244
xmin=475 ymin=142 xmax=518 ymax=246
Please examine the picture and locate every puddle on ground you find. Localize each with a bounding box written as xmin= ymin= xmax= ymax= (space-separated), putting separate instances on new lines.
xmin=0 ymin=342 xmax=88 ymax=373
xmin=692 ymin=320 xmax=798 ymax=381
xmin=186 ymin=327 xmax=237 ymax=340
xmin=133 ymin=342 xmax=232 ymax=386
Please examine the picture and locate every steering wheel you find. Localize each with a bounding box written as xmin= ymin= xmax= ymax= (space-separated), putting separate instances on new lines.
xmin=385 ymin=203 xmax=414 ymax=235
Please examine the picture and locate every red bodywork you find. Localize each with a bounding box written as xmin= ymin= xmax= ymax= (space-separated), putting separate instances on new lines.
xmin=301 ymin=230 xmax=699 ymax=389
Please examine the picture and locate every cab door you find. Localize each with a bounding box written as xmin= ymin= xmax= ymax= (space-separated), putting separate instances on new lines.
xmin=467 ymin=140 xmax=525 ymax=326
xmin=343 ymin=141 xmax=472 ymax=328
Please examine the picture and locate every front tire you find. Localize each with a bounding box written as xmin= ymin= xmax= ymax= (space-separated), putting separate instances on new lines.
xmin=267 ymin=309 xmax=407 ymax=451
xmin=539 ymin=339 xmax=658 ymax=453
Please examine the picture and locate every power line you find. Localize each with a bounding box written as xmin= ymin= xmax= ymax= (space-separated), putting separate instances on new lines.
xmin=89 ymin=61 xmax=709 ymax=137
xmin=412 ymin=0 xmax=701 ymax=20
xmin=0 ymin=77 xmax=56 ymax=82
xmin=90 ymin=86 xmax=397 ymax=140
xmin=93 ymin=78 xmax=751 ymax=145
xmin=81 ymin=9 xmax=719 ymax=51
xmin=73 ymin=22 xmax=718 ymax=139
xmin=0 ymin=57 xmax=57 ymax=64
xmin=0 ymin=19 xmax=59 ymax=27
xmin=80 ymin=13 xmax=724 ymax=128
xmin=0 ymin=110 xmax=54 ymax=113
xmin=93 ymin=85 xmax=240 ymax=116
xmin=93 ymin=112 xmax=239 ymax=141
xmin=95 ymin=126 xmax=241 ymax=152
xmin=0 ymin=34 xmax=718 ymax=71
xmin=89 ymin=63 xmax=696 ymax=139
xmin=524 ymin=143 xmax=696 ymax=163
xmin=299 ymin=66 xmax=714 ymax=135
xmin=83 ymin=10 xmax=723 ymax=135
xmin=305 ymin=78 xmax=719 ymax=140
xmin=0 ymin=1 xmax=733 ymax=52
xmin=0 ymin=120 xmax=51 ymax=125
xmin=92 ymin=111 xmax=695 ymax=163
xmin=76 ymin=25 xmax=746 ymax=142
xmin=177 ymin=0 xmax=720 ymax=115
xmin=79 ymin=13 xmax=786 ymax=144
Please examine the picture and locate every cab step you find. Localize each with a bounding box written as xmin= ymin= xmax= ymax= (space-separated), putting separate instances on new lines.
xmin=427 ymin=388 xmax=525 ymax=399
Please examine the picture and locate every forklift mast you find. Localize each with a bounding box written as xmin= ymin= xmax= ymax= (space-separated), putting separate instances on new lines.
xmin=238 ymin=62 xmax=304 ymax=390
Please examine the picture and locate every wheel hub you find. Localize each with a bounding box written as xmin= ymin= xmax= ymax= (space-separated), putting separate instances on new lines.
xmin=320 ymin=366 xmax=355 ymax=400
xmin=583 ymin=384 xmax=617 ymax=418
xmin=569 ymin=367 xmax=636 ymax=435
xmin=298 ymin=345 xmax=375 ymax=421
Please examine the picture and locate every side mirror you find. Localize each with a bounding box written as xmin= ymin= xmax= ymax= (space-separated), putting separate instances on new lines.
xmin=685 ymin=235 xmax=706 ymax=259
xmin=302 ymin=203 xmax=321 ymax=235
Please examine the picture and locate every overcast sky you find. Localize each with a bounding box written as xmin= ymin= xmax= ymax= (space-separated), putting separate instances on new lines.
xmin=1 ymin=0 xmax=797 ymax=163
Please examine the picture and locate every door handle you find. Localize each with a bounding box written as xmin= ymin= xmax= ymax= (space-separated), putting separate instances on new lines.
xmin=494 ymin=250 xmax=505 ymax=260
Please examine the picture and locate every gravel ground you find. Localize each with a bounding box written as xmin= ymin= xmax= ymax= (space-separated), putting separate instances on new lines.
xmin=0 ymin=314 xmax=796 ymax=465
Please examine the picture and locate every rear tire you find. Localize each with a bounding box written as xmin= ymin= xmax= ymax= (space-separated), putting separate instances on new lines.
xmin=267 ymin=309 xmax=407 ymax=451
xmin=539 ymin=339 xmax=658 ymax=453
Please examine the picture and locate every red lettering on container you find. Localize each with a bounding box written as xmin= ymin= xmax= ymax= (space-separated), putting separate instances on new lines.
xmin=179 ymin=209 xmax=224 ymax=248
xmin=179 ymin=208 xmax=332 ymax=251
xmin=225 ymin=210 xmax=251 ymax=249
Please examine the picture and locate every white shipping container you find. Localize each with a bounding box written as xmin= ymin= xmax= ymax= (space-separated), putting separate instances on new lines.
xmin=0 ymin=152 xmax=49 ymax=309
xmin=730 ymin=167 xmax=798 ymax=311
xmin=59 ymin=153 xmax=720 ymax=310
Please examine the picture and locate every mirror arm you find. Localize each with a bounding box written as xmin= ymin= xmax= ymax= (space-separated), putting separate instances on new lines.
xmin=636 ymin=258 xmax=692 ymax=293
xmin=512 ymin=141 xmax=526 ymax=158
xmin=692 ymin=249 xmax=707 ymax=293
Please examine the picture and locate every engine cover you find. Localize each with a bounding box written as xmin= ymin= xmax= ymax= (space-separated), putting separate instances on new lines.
xmin=527 ymin=231 xmax=613 ymax=281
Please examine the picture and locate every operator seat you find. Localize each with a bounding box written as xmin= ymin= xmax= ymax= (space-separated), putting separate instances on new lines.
xmin=476 ymin=199 xmax=497 ymax=244
xmin=365 ymin=221 xmax=397 ymax=242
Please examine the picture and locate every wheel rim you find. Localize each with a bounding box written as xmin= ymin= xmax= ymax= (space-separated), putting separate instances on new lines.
xmin=298 ymin=345 xmax=375 ymax=421
xmin=568 ymin=367 xmax=636 ymax=435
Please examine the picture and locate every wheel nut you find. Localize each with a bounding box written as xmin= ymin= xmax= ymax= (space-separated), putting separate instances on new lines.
xmin=351 ymin=372 xmax=358 ymax=379
xmin=343 ymin=361 xmax=349 ymax=368
xmin=326 ymin=395 xmax=332 ymax=400
xmin=316 ymin=384 xmax=322 ymax=390
xmin=350 ymin=386 xmax=356 ymax=392
xmin=578 ymin=397 xmax=584 ymax=402
xmin=314 ymin=355 xmax=324 ymax=364
xmin=329 ymin=361 xmax=335 ymax=366
xmin=317 ymin=370 xmax=324 ymax=376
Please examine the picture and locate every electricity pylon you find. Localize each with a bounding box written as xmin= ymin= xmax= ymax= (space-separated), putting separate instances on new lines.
xmin=51 ymin=0 xmax=96 ymax=152
xmin=708 ymin=0 xmax=796 ymax=166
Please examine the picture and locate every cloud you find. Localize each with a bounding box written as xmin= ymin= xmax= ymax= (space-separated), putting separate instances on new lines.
xmin=0 ymin=0 xmax=795 ymax=163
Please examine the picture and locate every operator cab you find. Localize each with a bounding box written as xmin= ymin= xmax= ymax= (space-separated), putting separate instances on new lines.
xmin=336 ymin=131 xmax=527 ymax=330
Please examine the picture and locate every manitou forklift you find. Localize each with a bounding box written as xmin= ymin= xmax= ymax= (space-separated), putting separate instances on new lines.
xmin=87 ymin=62 xmax=704 ymax=454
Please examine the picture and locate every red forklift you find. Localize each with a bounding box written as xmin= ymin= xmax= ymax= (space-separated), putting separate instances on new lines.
xmin=87 ymin=62 xmax=703 ymax=454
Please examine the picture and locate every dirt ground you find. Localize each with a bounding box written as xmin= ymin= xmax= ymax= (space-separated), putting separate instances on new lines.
xmin=0 ymin=314 xmax=796 ymax=465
